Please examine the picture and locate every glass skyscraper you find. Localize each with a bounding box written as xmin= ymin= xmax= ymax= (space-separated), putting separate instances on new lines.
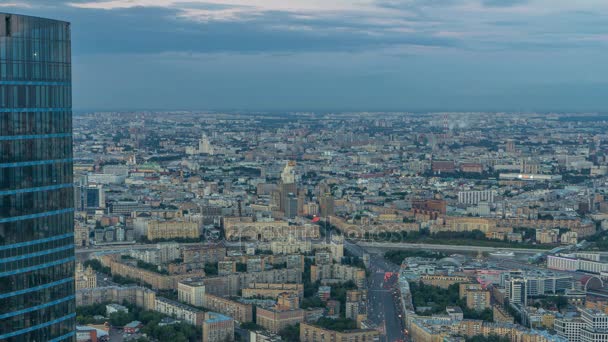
xmin=0 ymin=13 xmax=75 ymax=341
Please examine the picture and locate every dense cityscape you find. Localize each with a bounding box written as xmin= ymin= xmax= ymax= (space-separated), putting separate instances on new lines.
xmin=68 ymin=111 xmax=608 ymax=341
xmin=2 ymin=4 xmax=608 ymax=342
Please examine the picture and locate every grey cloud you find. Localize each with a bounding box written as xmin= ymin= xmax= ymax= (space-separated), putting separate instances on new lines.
xmin=481 ymin=0 xmax=529 ymax=7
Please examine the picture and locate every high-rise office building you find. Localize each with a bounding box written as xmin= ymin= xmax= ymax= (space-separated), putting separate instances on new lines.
xmin=284 ymin=193 xmax=298 ymax=219
xmin=506 ymin=277 xmax=527 ymax=307
xmin=85 ymin=185 xmax=105 ymax=209
xmin=0 ymin=13 xmax=75 ymax=341
xmin=319 ymin=193 xmax=335 ymax=217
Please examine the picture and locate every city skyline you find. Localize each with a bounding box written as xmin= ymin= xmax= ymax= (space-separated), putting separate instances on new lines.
xmin=2 ymin=1 xmax=608 ymax=112
xmin=3 ymin=5 xmax=608 ymax=342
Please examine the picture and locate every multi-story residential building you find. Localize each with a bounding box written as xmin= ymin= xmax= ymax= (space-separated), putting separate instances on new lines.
xmin=409 ymin=315 xmax=565 ymax=342
xmin=466 ymin=290 xmax=491 ymax=311
xmin=202 ymin=312 xmax=234 ymax=342
xmin=561 ymin=231 xmax=579 ymax=245
xmin=249 ymin=330 xmax=283 ymax=342
xmin=311 ymin=264 xmax=366 ymax=288
xmin=178 ymin=278 xmax=206 ymax=307
xmin=345 ymin=290 xmax=365 ymax=320
xmin=493 ymin=305 xmax=515 ymax=323
xmin=76 ymin=286 xmax=157 ymax=311
xmin=420 ymin=275 xmax=471 ymax=289
xmin=247 ymin=257 xmax=264 ymax=272
xmin=182 ymin=243 xmax=226 ymax=265
xmin=103 ymin=255 xmax=204 ymax=290
xmin=241 ymin=283 xmax=304 ymax=299
xmin=459 ymin=283 xmax=484 ymax=298
xmin=521 ymin=307 xmax=557 ymax=329
xmin=146 ymin=219 xmax=199 ymax=240
xmin=433 ymin=217 xmax=497 ymax=234
xmin=202 ymin=293 xmax=254 ymax=323
xmin=201 ymin=268 xmax=302 ymax=297
xmin=130 ymin=248 xmax=161 ymax=265
xmin=270 ymin=238 xmax=312 ymax=254
xmin=157 ymin=242 xmax=181 ymax=263
xmin=223 ymin=217 xmax=319 ymax=241
xmin=458 ymin=190 xmax=496 ymax=205
xmin=536 ymin=229 xmax=560 ymax=244
xmin=256 ymin=306 xmax=305 ymax=333
xmin=0 ymin=13 xmax=75 ymax=342
xmin=155 ymin=297 xmax=204 ymax=326
xmin=299 ymin=322 xmax=379 ymax=342
xmin=219 ymin=260 xmax=236 ymax=275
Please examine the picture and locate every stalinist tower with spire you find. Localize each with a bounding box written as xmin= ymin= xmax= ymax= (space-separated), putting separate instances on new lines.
xmin=279 ymin=161 xmax=298 ymax=216
xmin=199 ymin=134 xmax=214 ymax=155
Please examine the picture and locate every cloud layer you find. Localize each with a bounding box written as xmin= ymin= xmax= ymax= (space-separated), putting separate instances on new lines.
xmin=2 ymin=0 xmax=608 ymax=111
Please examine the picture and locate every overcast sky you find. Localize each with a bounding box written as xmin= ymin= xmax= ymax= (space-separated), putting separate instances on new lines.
xmin=3 ymin=0 xmax=608 ymax=112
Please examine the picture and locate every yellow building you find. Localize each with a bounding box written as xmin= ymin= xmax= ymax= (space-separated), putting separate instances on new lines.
xmin=75 ymin=263 xmax=97 ymax=290
xmin=496 ymin=218 xmax=595 ymax=237
xmin=493 ymin=305 xmax=514 ymax=324
xmin=202 ymin=312 xmax=234 ymax=342
xmin=147 ymin=219 xmax=199 ymax=240
xmin=76 ymin=285 xmax=157 ymax=311
xmin=459 ymin=283 xmax=484 ymax=299
xmin=256 ymin=307 xmax=304 ymax=333
xmin=103 ymin=255 xmax=204 ymax=290
xmin=586 ymin=300 xmax=608 ymax=315
xmin=223 ymin=217 xmax=319 ymax=241
xmin=409 ymin=320 xmax=450 ymax=342
xmin=177 ymin=279 xmax=206 ymax=307
xmin=420 ymin=275 xmax=471 ymax=289
xmin=541 ymin=313 xmax=556 ymax=330
xmin=438 ymin=217 xmax=497 ymax=234
xmin=276 ymin=293 xmax=300 ymax=311
xmin=74 ymin=223 xmax=90 ymax=247
xmin=328 ymin=215 xmax=419 ymax=238
xmin=465 ymin=290 xmax=491 ymax=311
xmin=202 ymin=294 xmax=253 ymax=323
xmin=300 ymin=322 xmax=379 ymax=342
xmin=535 ymin=229 xmax=559 ymax=244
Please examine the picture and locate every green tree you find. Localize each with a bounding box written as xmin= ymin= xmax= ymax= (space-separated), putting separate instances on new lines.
xmin=278 ymin=323 xmax=300 ymax=341
xmin=109 ymin=311 xmax=132 ymax=327
xmin=467 ymin=334 xmax=510 ymax=342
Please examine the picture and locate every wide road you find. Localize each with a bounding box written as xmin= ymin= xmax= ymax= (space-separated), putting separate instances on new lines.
xmin=345 ymin=242 xmax=405 ymax=342
xmin=367 ymin=255 xmax=405 ymax=342
xmin=357 ymin=241 xmax=547 ymax=255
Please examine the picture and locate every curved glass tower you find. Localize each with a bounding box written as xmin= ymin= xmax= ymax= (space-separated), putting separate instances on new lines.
xmin=0 ymin=13 xmax=75 ymax=341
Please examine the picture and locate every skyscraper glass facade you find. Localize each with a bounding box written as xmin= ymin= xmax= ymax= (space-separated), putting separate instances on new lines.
xmin=0 ymin=13 xmax=75 ymax=341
